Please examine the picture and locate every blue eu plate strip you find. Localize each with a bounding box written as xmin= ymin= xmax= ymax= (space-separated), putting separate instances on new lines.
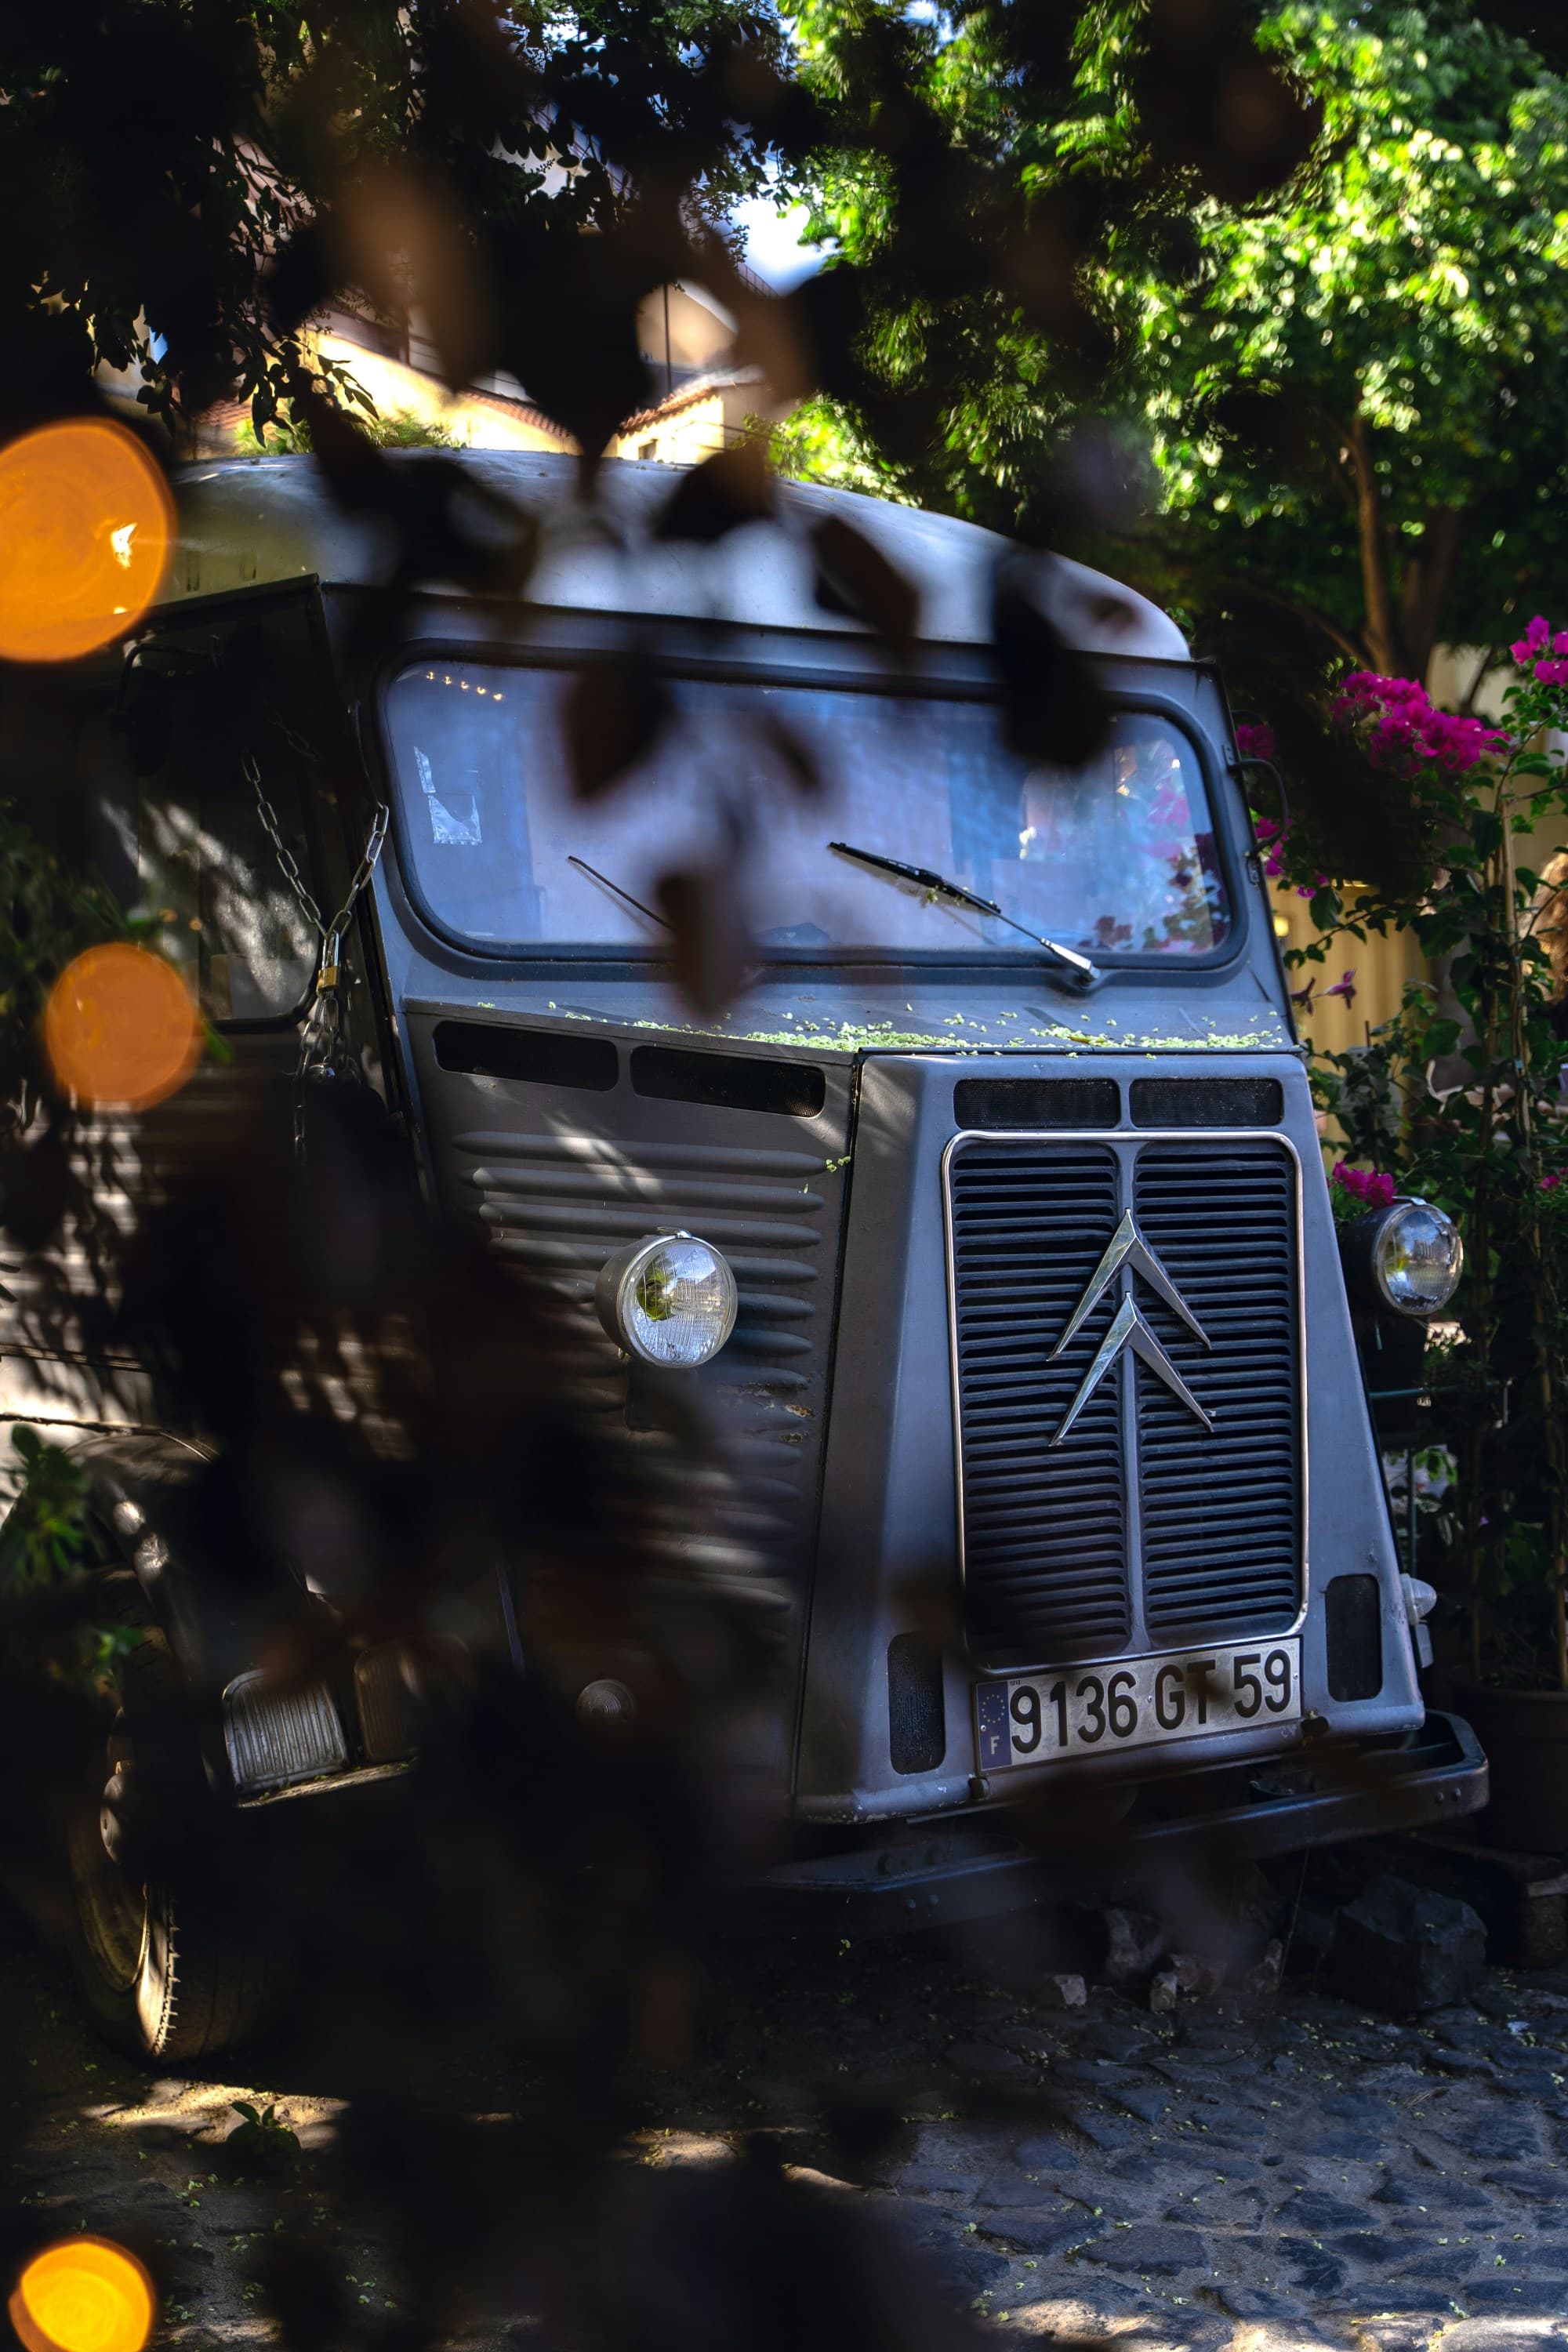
xmin=975 ymin=1682 xmax=1012 ymax=1770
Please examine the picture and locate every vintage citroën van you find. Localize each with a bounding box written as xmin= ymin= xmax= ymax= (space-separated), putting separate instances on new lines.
xmin=3 ymin=452 xmax=1483 ymax=2055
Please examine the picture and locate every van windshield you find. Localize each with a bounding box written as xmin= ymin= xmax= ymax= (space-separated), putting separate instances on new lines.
xmin=383 ymin=660 xmax=1231 ymax=960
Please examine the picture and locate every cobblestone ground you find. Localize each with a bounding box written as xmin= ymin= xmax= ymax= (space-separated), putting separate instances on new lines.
xmin=9 ymin=1904 xmax=1568 ymax=2351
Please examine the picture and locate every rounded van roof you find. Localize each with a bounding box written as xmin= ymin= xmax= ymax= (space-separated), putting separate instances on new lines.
xmin=167 ymin=449 xmax=1188 ymax=661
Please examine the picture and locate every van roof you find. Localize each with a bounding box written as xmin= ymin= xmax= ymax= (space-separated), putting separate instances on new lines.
xmin=167 ymin=449 xmax=1189 ymax=662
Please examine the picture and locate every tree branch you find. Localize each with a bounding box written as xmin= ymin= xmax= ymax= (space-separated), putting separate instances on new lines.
xmin=1145 ymin=537 xmax=1367 ymax=668
xmin=1460 ymin=644 xmax=1501 ymax=715
xmin=1213 ymin=572 xmax=1369 ymax=670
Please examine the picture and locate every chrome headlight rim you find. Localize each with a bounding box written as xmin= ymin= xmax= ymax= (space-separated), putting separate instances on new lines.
xmin=1365 ymin=1194 xmax=1464 ymax=1319
xmin=593 ymin=1230 xmax=739 ymax=1369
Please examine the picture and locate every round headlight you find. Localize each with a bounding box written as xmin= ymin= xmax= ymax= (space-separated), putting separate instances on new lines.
xmin=594 ymin=1231 xmax=739 ymax=1367
xmin=1371 ymin=1198 xmax=1463 ymax=1316
xmin=576 ymin=1677 xmax=635 ymax=1730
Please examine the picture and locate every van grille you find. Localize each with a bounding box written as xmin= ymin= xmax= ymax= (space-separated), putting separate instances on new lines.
xmin=947 ymin=1145 xmax=1130 ymax=1665
xmin=947 ymin=1134 xmax=1301 ymax=1668
xmin=1134 ymin=1145 xmax=1299 ymax=1640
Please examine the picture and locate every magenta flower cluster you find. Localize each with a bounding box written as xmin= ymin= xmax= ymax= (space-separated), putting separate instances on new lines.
xmin=1330 ymin=1163 xmax=1396 ymax=1211
xmin=1511 ymin=615 xmax=1568 ymax=685
xmin=1254 ymin=815 xmax=1328 ymax=898
xmin=1331 ymin=673 xmax=1506 ymax=777
xmin=1235 ymin=720 xmax=1277 ymax=764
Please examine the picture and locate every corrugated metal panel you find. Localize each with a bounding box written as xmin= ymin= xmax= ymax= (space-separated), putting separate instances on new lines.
xmin=354 ymin=1643 xmax=420 ymax=1762
xmin=949 ymin=1143 xmax=1131 ymax=1665
xmin=223 ymin=1671 xmax=347 ymax=1791
xmin=452 ymin=1127 xmax=830 ymax=1570
xmin=1134 ymin=1142 xmax=1300 ymax=1641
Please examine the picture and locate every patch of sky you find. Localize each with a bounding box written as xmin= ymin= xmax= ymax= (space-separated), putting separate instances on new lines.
xmin=731 ymin=192 xmax=833 ymax=290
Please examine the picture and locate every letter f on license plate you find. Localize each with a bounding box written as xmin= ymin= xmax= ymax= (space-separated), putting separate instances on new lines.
xmin=974 ymin=1637 xmax=1301 ymax=1769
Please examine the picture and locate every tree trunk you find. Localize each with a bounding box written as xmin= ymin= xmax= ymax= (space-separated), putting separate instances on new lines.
xmin=1341 ymin=410 xmax=1464 ymax=684
xmin=1397 ymin=506 xmax=1464 ymax=688
xmin=1346 ymin=408 xmax=1397 ymax=675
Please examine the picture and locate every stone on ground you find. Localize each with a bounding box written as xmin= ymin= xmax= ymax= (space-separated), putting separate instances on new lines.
xmin=1329 ymin=1872 xmax=1487 ymax=2013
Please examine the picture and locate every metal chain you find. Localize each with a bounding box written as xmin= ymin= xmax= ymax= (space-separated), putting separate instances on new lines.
xmin=245 ymin=753 xmax=389 ymax=988
xmin=246 ymin=753 xmax=326 ymax=935
xmin=244 ymin=753 xmax=390 ymax=1153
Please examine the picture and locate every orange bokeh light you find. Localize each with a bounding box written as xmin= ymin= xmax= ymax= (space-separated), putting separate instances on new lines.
xmin=9 ymin=2238 xmax=155 ymax=2352
xmin=44 ymin=942 xmax=204 ymax=1112
xmin=0 ymin=419 xmax=174 ymax=664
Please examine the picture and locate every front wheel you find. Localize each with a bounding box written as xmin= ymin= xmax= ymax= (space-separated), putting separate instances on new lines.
xmin=60 ymin=1572 xmax=284 ymax=2063
xmin=66 ymin=1679 xmax=282 ymax=2066
xmin=67 ymin=1802 xmax=278 ymax=2061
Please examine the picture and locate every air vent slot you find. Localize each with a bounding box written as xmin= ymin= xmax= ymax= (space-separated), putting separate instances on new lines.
xmin=887 ymin=1634 xmax=946 ymax=1774
xmin=630 ymin=1045 xmax=825 ymax=1118
xmin=434 ymin=1021 xmax=618 ymax=1092
xmin=1129 ymin=1077 xmax=1283 ymax=1127
xmin=956 ymin=1077 xmax=1120 ymax=1130
xmin=1326 ymin=1573 xmax=1384 ymax=1700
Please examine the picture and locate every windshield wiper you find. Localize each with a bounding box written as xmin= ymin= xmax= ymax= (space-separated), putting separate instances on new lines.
xmin=828 ymin=841 xmax=1102 ymax=993
xmin=568 ymin=853 xmax=673 ymax=932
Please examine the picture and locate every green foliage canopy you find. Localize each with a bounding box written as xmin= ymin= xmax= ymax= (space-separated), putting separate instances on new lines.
xmin=1140 ymin=2 xmax=1568 ymax=685
xmin=787 ymin=1 xmax=1568 ymax=694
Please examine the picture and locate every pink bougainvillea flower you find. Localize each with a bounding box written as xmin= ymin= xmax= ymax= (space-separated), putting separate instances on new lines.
xmin=1253 ymin=813 xmax=1289 ymax=878
xmin=1537 ymin=659 xmax=1568 ymax=685
xmin=1330 ymin=670 xmax=1505 ymax=778
xmin=1236 ymin=720 xmax=1277 ymax=763
xmin=1512 ymin=618 xmax=1559 ymax=663
xmin=1330 ymin=1163 xmax=1397 ymax=1210
xmin=1252 ymin=811 xmax=1328 ymax=892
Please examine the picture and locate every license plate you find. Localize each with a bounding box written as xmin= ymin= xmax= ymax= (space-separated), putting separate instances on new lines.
xmin=974 ymin=1637 xmax=1301 ymax=1770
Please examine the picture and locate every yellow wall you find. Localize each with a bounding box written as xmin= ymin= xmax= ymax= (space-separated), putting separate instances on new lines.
xmin=313 ymin=332 xmax=764 ymax=470
xmin=1269 ymin=878 xmax=1432 ymax=1062
xmin=317 ymin=337 xmax=573 ymax=452
xmin=606 ymin=379 xmax=758 ymax=466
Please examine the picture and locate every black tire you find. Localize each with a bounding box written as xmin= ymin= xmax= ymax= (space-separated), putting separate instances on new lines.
xmin=67 ymin=1812 xmax=278 ymax=2061
xmin=64 ymin=1573 xmax=281 ymax=2062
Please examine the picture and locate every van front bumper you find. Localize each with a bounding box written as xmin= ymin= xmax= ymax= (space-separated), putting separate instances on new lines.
xmin=755 ymin=1711 xmax=1486 ymax=1933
